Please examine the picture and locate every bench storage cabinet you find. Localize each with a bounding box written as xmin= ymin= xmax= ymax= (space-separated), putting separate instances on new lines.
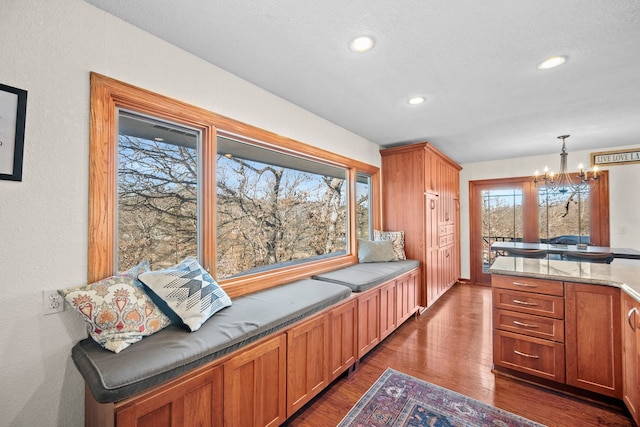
xmin=112 ymin=366 xmax=223 ymax=427
xmin=329 ymin=299 xmax=358 ymax=381
xmin=224 ymin=334 xmax=287 ymax=427
xmin=78 ymin=263 xmax=421 ymax=427
xmin=286 ymin=313 xmax=330 ymax=417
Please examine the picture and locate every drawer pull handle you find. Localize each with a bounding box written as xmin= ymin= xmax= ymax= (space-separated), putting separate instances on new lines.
xmin=514 ymin=350 xmax=540 ymax=359
xmin=512 ymin=281 xmax=538 ymax=288
xmin=512 ymin=299 xmax=539 ymax=307
xmin=513 ymin=320 xmax=539 ymax=328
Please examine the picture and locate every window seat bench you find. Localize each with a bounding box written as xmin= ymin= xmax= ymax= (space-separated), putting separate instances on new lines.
xmin=76 ymin=260 xmax=421 ymax=427
xmin=312 ymin=260 xmax=419 ymax=292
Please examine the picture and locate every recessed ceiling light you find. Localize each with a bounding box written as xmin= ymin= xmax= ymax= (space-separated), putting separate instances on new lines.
xmin=408 ymin=96 xmax=425 ymax=105
xmin=154 ymin=137 xmax=164 ymax=142
xmin=349 ymin=36 xmax=375 ymax=53
xmin=537 ymin=55 xmax=567 ymax=70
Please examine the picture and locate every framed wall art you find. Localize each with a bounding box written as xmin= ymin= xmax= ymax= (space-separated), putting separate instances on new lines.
xmin=0 ymin=83 xmax=27 ymax=181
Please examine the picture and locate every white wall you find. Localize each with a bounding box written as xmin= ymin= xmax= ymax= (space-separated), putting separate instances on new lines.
xmin=0 ymin=1 xmax=380 ymax=426
xmin=460 ymin=147 xmax=640 ymax=279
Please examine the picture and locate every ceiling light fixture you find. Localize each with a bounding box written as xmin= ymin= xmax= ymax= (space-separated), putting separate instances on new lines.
xmin=408 ymin=96 xmax=425 ymax=105
xmin=349 ymin=36 xmax=375 ymax=53
xmin=537 ymin=55 xmax=567 ymax=70
xmin=533 ymin=135 xmax=600 ymax=194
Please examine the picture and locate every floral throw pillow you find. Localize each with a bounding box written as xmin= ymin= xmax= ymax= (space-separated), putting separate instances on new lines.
xmin=138 ymin=257 xmax=232 ymax=332
xmin=59 ymin=275 xmax=171 ymax=353
xmin=373 ymin=229 xmax=406 ymax=260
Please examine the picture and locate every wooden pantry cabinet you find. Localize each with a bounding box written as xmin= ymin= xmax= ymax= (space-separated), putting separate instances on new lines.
xmin=492 ymin=274 xmax=622 ymax=399
xmin=381 ymin=142 xmax=461 ymax=308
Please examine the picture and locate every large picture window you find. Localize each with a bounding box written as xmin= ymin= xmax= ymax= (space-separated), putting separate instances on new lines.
xmin=216 ymin=135 xmax=348 ymax=279
xmin=117 ymin=111 xmax=200 ymax=271
xmin=88 ymin=73 xmax=379 ymax=297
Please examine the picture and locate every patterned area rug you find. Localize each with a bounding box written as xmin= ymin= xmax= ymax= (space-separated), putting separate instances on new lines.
xmin=338 ymin=368 xmax=546 ymax=427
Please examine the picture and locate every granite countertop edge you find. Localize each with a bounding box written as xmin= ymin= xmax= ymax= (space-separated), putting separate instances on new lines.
xmin=489 ymin=257 xmax=640 ymax=302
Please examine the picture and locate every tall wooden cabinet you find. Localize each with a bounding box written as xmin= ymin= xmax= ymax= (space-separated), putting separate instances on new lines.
xmin=381 ymin=142 xmax=461 ymax=307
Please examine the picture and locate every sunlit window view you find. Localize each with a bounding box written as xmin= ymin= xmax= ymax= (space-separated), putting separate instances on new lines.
xmin=117 ymin=111 xmax=199 ymax=272
xmin=116 ymin=114 xmax=366 ymax=280
xmin=481 ymin=188 xmax=523 ymax=272
xmin=538 ymin=186 xmax=590 ymax=245
xmin=481 ymin=185 xmax=593 ymax=272
xmin=356 ymin=172 xmax=372 ymax=239
xmin=216 ymin=136 xmax=348 ymax=279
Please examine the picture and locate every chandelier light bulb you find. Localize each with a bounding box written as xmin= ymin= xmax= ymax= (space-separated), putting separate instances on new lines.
xmin=532 ymin=134 xmax=599 ymax=193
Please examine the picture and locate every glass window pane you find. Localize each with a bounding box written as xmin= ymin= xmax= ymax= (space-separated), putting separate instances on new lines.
xmin=117 ymin=111 xmax=200 ymax=271
xmin=481 ymin=188 xmax=523 ymax=272
xmin=356 ymin=172 xmax=372 ymax=239
xmin=216 ymin=136 xmax=348 ymax=279
xmin=538 ymin=187 xmax=590 ymax=245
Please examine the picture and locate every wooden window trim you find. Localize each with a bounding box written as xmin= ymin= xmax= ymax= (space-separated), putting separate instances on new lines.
xmin=89 ymin=73 xmax=380 ymax=297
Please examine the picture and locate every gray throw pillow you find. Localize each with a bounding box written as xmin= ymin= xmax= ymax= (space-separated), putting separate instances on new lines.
xmin=358 ymin=239 xmax=397 ymax=263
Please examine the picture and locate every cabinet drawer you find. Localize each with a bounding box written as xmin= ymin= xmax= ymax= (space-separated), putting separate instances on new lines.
xmin=492 ymin=288 xmax=564 ymax=319
xmin=492 ymin=274 xmax=564 ymax=296
xmin=493 ymin=330 xmax=565 ymax=383
xmin=438 ymin=234 xmax=455 ymax=246
xmin=493 ymin=309 xmax=564 ymax=342
xmin=439 ymin=224 xmax=455 ymax=235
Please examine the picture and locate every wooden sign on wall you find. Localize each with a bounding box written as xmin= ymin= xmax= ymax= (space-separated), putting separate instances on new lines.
xmin=591 ymin=148 xmax=640 ymax=167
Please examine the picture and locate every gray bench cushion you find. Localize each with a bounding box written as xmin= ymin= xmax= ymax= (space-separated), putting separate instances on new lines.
xmin=312 ymin=260 xmax=420 ymax=292
xmin=72 ymin=279 xmax=351 ymax=403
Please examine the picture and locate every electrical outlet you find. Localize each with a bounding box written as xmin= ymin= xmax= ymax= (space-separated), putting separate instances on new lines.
xmin=43 ymin=290 xmax=64 ymax=315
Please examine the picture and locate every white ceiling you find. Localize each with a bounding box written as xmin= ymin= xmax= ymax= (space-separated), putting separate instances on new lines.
xmin=83 ymin=0 xmax=640 ymax=164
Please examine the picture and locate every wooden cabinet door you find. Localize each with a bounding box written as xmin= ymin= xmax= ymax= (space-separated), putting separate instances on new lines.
xmin=329 ymin=299 xmax=357 ymax=380
xmin=565 ymin=283 xmax=622 ymax=398
xmin=286 ymin=313 xmax=330 ymax=417
xmin=379 ymin=280 xmax=397 ymax=340
xmin=223 ymin=334 xmax=287 ymax=427
xmin=396 ymin=269 xmax=419 ymax=324
xmin=116 ymin=366 xmax=223 ymax=427
xmin=622 ymin=292 xmax=640 ymax=424
xmin=424 ymin=192 xmax=439 ymax=307
xmin=357 ymin=288 xmax=380 ymax=358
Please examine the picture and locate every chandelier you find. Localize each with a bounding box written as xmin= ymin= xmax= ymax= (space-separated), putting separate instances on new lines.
xmin=533 ymin=135 xmax=600 ymax=194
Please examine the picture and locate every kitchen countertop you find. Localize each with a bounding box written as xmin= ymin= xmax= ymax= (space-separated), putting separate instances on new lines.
xmin=490 ymin=256 xmax=640 ymax=301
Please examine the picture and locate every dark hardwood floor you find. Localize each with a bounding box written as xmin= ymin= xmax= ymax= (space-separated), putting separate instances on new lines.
xmin=284 ymin=283 xmax=634 ymax=427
